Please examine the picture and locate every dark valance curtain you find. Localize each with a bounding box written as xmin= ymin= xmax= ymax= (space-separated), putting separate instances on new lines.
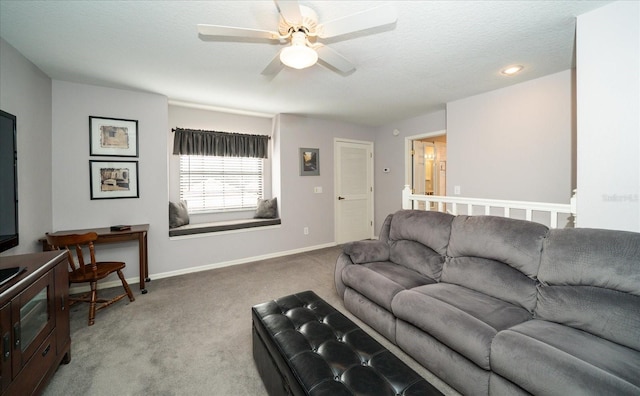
xmin=172 ymin=128 xmax=269 ymax=159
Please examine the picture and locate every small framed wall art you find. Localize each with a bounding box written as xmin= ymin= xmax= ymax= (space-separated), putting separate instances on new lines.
xmin=299 ymin=148 xmax=319 ymax=176
xmin=89 ymin=160 xmax=139 ymax=199
xmin=89 ymin=116 xmax=138 ymax=157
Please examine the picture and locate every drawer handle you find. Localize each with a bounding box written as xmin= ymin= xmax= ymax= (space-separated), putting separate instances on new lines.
xmin=42 ymin=344 xmax=51 ymax=357
xmin=13 ymin=323 xmax=20 ymax=348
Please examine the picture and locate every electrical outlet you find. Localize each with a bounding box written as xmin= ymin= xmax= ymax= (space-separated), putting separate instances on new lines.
xmin=454 ymin=185 xmax=461 ymax=195
xmin=303 ymin=227 xmax=309 ymax=235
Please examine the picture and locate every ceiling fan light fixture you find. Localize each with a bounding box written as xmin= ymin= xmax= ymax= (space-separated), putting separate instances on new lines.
xmin=280 ymin=31 xmax=318 ymax=69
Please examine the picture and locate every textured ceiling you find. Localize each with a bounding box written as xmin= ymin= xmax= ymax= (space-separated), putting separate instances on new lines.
xmin=0 ymin=1 xmax=611 ymax=126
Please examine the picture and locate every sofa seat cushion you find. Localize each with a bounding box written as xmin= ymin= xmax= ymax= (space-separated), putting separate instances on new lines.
xmin=342 ymin=261 xmax=436 ymax=311
xmin=491 ymin=319 xmax=640 ymax=395
xmin=392 ymin=284 xmax=532 ymax=370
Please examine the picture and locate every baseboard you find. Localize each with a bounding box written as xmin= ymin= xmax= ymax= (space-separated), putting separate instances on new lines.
xmin=69 ymin=242 xmax=338 ymax=295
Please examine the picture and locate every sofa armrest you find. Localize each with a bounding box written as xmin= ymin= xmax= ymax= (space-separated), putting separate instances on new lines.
xmin=343 ymin=240 xmax=390 ymax=264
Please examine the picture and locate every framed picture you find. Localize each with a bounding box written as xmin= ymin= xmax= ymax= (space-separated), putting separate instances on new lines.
xmin=90 ymin=160 xmax=139 ymax=199
xmin=89 ymin=116 xmax=138 ymax=157
xmin=299 ymin=148 xmax=319 ymax=176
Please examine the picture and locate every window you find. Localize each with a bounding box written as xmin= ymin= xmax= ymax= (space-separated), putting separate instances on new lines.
xmin=179 ymin=155 xmax=263 ymax=213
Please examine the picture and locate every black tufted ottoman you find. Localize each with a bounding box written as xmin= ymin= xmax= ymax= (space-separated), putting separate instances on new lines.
xmin=252 ymin=290 xmax=442 ymax=396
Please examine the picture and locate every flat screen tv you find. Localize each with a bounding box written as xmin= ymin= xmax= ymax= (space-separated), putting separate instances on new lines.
xmin=0 ymin=109 xmax=18 ymax=253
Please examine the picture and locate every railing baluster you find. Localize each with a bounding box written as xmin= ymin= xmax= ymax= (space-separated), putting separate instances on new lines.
xmin=402 ymin=190 xmax=574 ymax=229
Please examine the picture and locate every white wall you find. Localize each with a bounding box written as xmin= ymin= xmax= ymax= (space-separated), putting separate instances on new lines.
xmin=446 ymin=70 xmax=575 ymax=204
xmin=0 ymin=38 xmax=53 ymax=255
xmin=373 ymin=111 xmax=446 ymax=229
xmin=577 ymin=1 xmax=640 ymax=232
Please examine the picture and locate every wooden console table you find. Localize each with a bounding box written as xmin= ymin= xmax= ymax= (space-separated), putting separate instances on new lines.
xmin=41 ymin=224 xmax=150 ymax=294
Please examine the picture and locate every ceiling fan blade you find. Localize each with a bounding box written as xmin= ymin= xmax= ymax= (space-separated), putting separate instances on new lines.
xmin=315 ymin=45 xmax=355 ymax=74
xmin=197 ymin=24 xmax=280 ymax=40
xmin=274 ymin=1 xmax=302 ymax=25
xmin=317 ymin=3 xmax=397 ymax=39
xmin=262 ymin=50 xmax=285 ymax=75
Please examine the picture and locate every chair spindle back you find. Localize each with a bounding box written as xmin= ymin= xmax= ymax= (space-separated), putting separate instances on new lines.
xmin=46 ymin=232 xmax=99 ymax=276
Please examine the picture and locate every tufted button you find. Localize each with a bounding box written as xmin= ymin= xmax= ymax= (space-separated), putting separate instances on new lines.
xmin=361 ymin=361 xmax=368 ymax=366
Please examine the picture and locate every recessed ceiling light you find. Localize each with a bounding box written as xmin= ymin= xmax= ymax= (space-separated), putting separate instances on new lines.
xmin=501 ymin=65 xmax=524 ymax=75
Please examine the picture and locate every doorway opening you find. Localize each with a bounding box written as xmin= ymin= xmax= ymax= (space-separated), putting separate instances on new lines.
xmin=405 ymin=131 xmax=447 ymax=209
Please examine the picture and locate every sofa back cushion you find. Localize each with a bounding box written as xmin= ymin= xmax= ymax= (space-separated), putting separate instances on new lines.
xmin=378 ymin=214 xmax=393 ymax=242
xmin=388 ymin=210 xmax=454 ymax=280
xmin=389 ymin=240 xmax=446 ymax=281
xmin=443 ymin=215 xmax=549 ymax=312
xmin=536 ymin=228 xmax=640 ymax=351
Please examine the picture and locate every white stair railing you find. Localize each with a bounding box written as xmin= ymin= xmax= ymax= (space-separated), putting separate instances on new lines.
xmin=402 ymin=185 xmax=577 ymax=229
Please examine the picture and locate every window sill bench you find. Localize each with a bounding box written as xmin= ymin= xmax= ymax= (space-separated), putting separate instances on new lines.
xmin=169 ymin=218 xmax=281 ymax=237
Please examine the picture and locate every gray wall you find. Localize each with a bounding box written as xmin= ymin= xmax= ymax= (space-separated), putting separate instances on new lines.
xmin=4 ymin=15 xmax=634 ymax=280
xmin=577 ymin=1 xmax=639 ymax=232
xmin=50 ymin=81 xmax=375 ymax=282
xmin=277 ymin=114 xmax=373 ymax=245
xmin=51 ymin=80 xmax=169 ymax=281
xmin=168 ymin=104 xmax=274 ymax=223
xmin=446 ymin=70 xmax=574 ymax=204
xmin=0 ymin=38 xmax=53 ymax=255
xmin=373 ymin=110 xmax=446 ymax=229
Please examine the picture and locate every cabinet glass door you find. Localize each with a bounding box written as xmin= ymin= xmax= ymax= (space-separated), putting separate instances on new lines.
xmin=19 ymin=288 xmax=48 ymax=352
xmin=11 ymin=271 xmax=54 ymax=376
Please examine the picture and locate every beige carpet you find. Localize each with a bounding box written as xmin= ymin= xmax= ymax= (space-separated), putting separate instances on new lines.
xmin=43 ymin=246 xmax=456 ymax=396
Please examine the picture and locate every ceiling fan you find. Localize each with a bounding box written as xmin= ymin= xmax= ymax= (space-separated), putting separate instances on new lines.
xmin=197 ymin=1 xmax=397 ymax=75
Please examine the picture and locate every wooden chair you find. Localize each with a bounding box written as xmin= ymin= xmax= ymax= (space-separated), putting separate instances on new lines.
xmin=46 ymin=232 xmax=135 ymax=326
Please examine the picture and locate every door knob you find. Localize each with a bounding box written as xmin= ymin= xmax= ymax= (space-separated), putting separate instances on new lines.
xmin=338 ymin=196 xmax=345 ymax=200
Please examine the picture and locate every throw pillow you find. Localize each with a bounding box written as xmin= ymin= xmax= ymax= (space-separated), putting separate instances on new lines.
xmin=254 ymin=197 xmax=278 ymax=219
xmin=169 ymin=200 xmax=190 ymax=228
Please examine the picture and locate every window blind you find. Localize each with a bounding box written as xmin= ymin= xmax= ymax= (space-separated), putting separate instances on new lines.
xmin=179 ymin=155 xmax=263 ymax=213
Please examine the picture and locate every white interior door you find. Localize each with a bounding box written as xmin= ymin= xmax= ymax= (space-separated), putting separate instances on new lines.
xmin=412 ymin=141 xmax=427 ymax=210
xmin=335 ymin=139 xmax=373 ymax=243
xmin=412 ymin=141 xmax=426 ymax=194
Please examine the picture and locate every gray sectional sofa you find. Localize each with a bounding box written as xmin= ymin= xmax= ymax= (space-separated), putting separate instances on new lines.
xmin=334 ymin=210 xmax=640 ymax=395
